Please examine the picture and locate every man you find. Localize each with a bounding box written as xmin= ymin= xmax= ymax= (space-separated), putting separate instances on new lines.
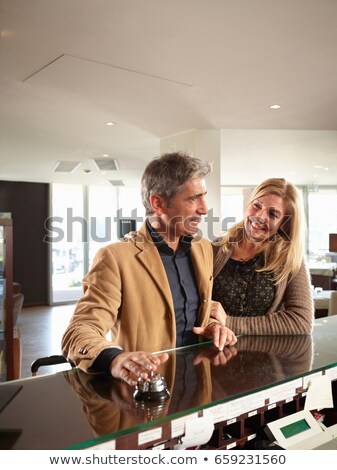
xmin=62 ymin=151 xmax=236 ymax=386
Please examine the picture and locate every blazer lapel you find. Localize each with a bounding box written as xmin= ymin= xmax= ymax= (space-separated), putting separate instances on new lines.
xmin=134 ymin=223 xmax=175 ymax=315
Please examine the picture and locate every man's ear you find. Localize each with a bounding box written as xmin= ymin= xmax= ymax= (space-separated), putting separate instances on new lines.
xmin=149 ymin=194 xmax=166 ymax=215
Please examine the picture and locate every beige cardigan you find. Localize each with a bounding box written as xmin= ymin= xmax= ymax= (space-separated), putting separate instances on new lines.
xmin=62 ymin=221 xmax=214 ymax=372
xmin=212 ymin=244 xmax=314 ymax=335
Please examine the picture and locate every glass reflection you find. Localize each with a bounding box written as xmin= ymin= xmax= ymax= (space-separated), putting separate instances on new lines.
xmin=64 ymin=335 xmax=313 ymax=442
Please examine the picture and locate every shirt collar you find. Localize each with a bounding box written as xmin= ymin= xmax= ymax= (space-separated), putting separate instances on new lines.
xmin=146 ymin=218 xmax=193 ymax=255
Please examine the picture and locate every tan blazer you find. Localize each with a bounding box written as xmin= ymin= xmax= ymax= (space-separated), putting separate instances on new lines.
xmin=62 ymin=221 xmax=214 ymax=372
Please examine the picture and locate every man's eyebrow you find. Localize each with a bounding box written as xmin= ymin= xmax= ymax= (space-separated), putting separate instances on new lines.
xmin=188 ymin=191 xmax=207 ymax=199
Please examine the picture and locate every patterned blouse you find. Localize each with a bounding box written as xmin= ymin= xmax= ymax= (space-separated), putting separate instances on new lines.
xmin=212 ymin=255 xmax=275 ymax=317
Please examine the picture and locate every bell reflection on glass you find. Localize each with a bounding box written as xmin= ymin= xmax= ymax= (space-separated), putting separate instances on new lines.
xmin=133 ymin=371 xmax=170 ymax=403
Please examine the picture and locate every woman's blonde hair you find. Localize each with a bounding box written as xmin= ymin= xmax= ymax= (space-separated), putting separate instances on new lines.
xmin=217 ymin=178 xmax=306 ymax=284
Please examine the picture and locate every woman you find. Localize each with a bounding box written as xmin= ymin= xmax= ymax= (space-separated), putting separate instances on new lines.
xmin=212 ymin=178 xmax=314 ymax=335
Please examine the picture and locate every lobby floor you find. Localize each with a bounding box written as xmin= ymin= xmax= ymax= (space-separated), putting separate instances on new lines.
xmin=17 ymin=304 xmax=75 ymax=378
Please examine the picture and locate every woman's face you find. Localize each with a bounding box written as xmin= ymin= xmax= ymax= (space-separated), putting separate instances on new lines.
xmin=244 ymin=193 xmax=286 ymax=243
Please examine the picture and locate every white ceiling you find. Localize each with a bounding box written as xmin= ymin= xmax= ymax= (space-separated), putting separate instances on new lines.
xmin=1 ymin=0 xmax=337 ymax=188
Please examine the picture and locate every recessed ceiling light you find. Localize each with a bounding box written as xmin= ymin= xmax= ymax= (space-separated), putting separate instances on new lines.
xmin=324 ymin=167 xmax=329 ymax=171
xmin=102 ymin=154 xmax=109 ymax=157
xmin=313 ymin=165 xmax=324 ymax=169
xmin=106 ymin=122 xmax=115 ymax=126
xmin=1 ymin=30 xmax=14 ymax=38
xmin=270 ymin=104 xmax=281 ymax=109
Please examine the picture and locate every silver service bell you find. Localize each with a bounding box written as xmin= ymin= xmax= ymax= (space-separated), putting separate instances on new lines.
xmin=133 ymin=372 xmax=170 ymax=403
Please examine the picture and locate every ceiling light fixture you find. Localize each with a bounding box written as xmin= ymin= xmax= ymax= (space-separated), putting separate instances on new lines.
xmin=53 ymin=161 xmax=81 ymax=173
xmin=106 ymin=121 xmax=116 ymax=126
xmin=270 ymin=104 xmax=281 ymax=109
xmin=109 ymin=180 xmax=125 ymax=186
xmin=92 ymin=158 xmax=119 ymax=171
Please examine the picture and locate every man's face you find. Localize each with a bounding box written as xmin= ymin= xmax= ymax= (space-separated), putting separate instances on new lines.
xmin=160 ymin=177 xmax=208 ymax=238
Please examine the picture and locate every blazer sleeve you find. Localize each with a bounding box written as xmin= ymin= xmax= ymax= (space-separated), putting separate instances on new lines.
xmin=224 ymin=261 xmax=314 ymax=335
xmin=61 ymin=247 xmax=124 ymax=372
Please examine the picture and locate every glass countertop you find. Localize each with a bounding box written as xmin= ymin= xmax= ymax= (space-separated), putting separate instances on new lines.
xmin=0 ymin=315 xmax=337 ymax=450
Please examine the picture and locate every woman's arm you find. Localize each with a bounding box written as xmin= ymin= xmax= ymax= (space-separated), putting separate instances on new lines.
xmin=222 ymin=261 xmax=314 ymax=335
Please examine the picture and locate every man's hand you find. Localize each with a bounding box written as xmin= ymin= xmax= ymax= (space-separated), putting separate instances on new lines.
xmin=210 ymin=300 xmax=227 ymax=325
xmin=110 ymin=351 xmax=169 ymax=386
xmin=122 ymin=231 xmax=138 ymax=241
xmin=193 ymin=323 xmax=237 ymax=351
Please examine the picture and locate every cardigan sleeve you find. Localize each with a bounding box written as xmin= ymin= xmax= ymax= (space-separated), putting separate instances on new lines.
xmin=223 ymin=261 xmax=314 ymax=335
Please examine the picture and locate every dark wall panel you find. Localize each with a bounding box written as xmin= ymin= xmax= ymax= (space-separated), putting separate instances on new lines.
xmin=0 ymin=181 xmax=49 ymax=305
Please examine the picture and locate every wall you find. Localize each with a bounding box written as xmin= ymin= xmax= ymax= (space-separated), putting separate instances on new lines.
xmin=220 ymin=129 xmax=337 ymax=186
xmin=0 ymin=181 xmax=49 ymax=305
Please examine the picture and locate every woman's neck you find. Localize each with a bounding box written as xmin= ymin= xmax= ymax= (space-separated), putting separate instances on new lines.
xmin=232 ymin=239 xmax=263 ymax=261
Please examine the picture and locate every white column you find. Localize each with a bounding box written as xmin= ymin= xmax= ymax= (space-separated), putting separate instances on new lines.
xmin=160 ymin=129 xmax=221 ymax=240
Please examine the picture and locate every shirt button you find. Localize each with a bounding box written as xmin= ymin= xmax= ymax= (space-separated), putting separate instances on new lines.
xmin=203 ymin=298 xmax=208 ymax=303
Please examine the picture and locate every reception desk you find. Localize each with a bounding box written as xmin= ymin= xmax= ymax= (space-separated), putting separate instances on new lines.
xmin=1 ymin=317 xmax=337 ymax=450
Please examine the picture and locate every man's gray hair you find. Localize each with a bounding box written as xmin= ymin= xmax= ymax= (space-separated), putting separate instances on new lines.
xmin=141 ymin=151 xmax=212 ymax=216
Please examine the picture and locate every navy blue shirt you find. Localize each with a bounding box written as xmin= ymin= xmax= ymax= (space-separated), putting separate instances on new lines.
xmin=146 ymin=219 xmax=200 ymax=347
xmin=91 ymin=220 xmax=200 ymax=373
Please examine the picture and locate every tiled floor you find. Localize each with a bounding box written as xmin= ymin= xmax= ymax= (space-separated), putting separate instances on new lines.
xmin=16 ymin=303 xmax=75 ymax=378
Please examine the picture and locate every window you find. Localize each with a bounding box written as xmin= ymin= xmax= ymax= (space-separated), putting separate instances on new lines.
xmin=50 ymin=183 xmax=144 ymax=304
xmin=220 ymin=186 xmax=245 ymax=233
xmin=50 ymin=184 xmax=84 ymax=303
xmin=308 ymin=188 xmax=337 ymax=259
xmin=88 ymin=185 xmax=118 ymax=267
